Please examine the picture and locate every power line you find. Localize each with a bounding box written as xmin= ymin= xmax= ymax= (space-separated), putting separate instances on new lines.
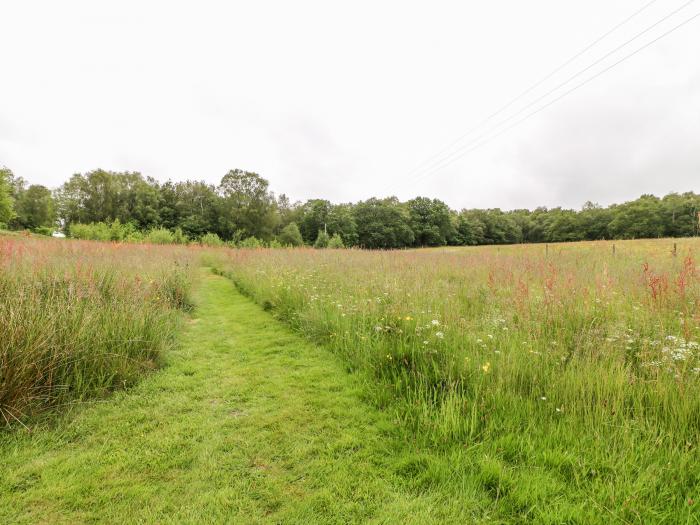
xmin=396 ymin=0 xmax=696 ymax=191
xmin=407 ymin=9 xmax=700 ymax=188
xmin=398 ymin=0 xmax=661 ymax=184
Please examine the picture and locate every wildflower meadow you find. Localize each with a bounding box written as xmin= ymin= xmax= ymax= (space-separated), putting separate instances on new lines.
xmin=213 ymin=238 xmax=700 ymax=519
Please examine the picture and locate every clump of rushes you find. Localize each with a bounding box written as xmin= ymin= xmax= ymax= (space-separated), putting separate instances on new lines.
xmin=0 ymin=237 xmax=196 ymax=425
xmin=214 ymin=239 xmax=700 ymax=519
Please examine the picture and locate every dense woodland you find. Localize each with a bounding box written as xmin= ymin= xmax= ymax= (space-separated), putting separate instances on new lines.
xmin=1 ymin=166 xmax=699 ymax=247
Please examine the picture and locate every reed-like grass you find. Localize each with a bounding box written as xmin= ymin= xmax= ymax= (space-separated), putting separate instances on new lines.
xmin=0 ymin=237 xmax=195 ymax=425
xmin=213 ymin=239 xmax=700 ymax=519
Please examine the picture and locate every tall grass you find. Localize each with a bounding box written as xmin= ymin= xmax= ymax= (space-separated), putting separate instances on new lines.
xmin=0 ymin=237 xmax=196 ymax=425
xmin=213 ymin=239 xmax=700 ymax=519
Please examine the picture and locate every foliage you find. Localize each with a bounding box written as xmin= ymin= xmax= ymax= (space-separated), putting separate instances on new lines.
xmin=57 ymin=169 xmax=161 ymax=230
xmin=199 ymin=232 xmax=223 ymax=247
xmin=313 ymin=229 xmax=330 ymax=248
xmin=238 ymin=236 xmax=263 ymax=248
xmin=278 ymin=222 xmax=304 ymax=247
xmin=327 ymin=232 xmax=345 ymax=248
xmin=217 ymin=169 xmax=278 ymax=240
xmin=70 ymin=220 xmax=143 ymax=242
xmin=32 ymin=226 xmax=54 ymax=236
xmin=145 ymin=228 xmax=176 ymax=245
xmin=13 ymin=184 xmax=56 ymax=230
xmin=407 ymin=196 xmax=454 ymax=246
xmin=3 ymin=163 xmax=700 ymax=248
xmin=172 ymin=227 xmax=188 ymax=245
xmin=0 ymin=167 xmax=15 ymax=225
xmin=299 ymin=199 xmax=331 ymax=243
xmin=353 ymin=197 xmax=414 ymax=249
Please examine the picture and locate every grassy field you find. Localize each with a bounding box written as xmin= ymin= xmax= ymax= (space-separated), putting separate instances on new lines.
xmin=0 ymin=271 xmax=479 ymax=524
xmin=0 ymin=236 xmax=195 ymax=424
xmin=212 ymin=239 xmax=700 ymax=522
xmin=2 ymin=236 xmax=700 ymax=522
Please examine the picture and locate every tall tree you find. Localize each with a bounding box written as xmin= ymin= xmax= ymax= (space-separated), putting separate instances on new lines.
xmin=0 ymin=167 xmax=15 ymax=225
xmin=14 ymin=185 xmax=56 ymax=230
xmin=353 ymin=197 xmax=414 ymax=249
xmin=278 ymin=222 xmax=304 ymax=246
xmin=159 ymin=180 xmax=220 ymax=239
xmin=455 ymin=210 xmax=486 ymax=245
xmin=218 ymin=169 xmax=278 ymax=240
xmin=298 ymin=199 xmax=331 ymax=244
xmin=608 ymin=195 xmax=665 ymax=239
xmin=407 ymin=197 xmax=455 ymax=246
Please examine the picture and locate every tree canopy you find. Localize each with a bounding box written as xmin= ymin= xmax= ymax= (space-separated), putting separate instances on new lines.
xmin=1 ymin=165 xmax=699 ymax=246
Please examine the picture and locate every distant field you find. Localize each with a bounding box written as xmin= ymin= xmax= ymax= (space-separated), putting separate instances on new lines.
xmin=213 ymin=238 xmax=700 ymax=521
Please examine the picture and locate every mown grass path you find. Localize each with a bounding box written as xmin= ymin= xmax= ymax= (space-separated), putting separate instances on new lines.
xmin=0 ymin=271 xmax=470 ymax=524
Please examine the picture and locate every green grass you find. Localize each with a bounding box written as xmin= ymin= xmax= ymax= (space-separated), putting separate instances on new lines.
xmin=0 ymin=237 xmax=194 ymax=423
xmin=209 ymin=241 xmax=700 ymax=522
xmin=0 ymin=271 xmax=482 ymax=524
xmin=5 ymin=245 xmax=700 ymax=523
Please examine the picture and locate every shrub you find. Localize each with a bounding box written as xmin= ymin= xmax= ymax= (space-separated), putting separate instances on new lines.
xmin=279 ymin=222 xmax=304 ymax=247
xmin=172 ymin=227 xmax=188 ymax=245
xmin=200 ymin=232 xmax=224 ymax=247
xmin=239 ymin=236 xmax=262 ymax=248
xmin=68 ymin=220 xmax=143 ymax=242
xmin=145 ymin=228 xmax=175 ymax=245
xmin=327 ymin=233 xmax=345 ymax=248
xmin=70 ymin=222 xmax=111 ymax=241
xmin=118 ymin=221 xmax=143 ymax=242
xmin=313 ymin=229 xmax=330 ymax=248
xmin=32 ymin=227 xmax=54 ymax=236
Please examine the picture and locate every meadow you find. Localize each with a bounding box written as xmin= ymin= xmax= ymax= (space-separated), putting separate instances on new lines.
xmin=3 ymin=235 xmax=700 ymax=522
xmin=212 ymin=239 xmax=700 ymax=521
xmin=0 ymin=236 xmax=195 ymax=425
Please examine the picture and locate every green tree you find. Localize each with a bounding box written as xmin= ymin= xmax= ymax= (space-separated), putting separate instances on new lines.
xmin=473 ymin=209 xmax=521 ymax=244
xmin=661 ymin=192 xmax=700 ymax=237
xmin=14 ymin=185 xmax=56 ymax=230
xmin=298 ymin=199 xmax=331 ymax=244
xmin=56 ymin=170 xmax=161 ymax=230
xmin=218 ymin=169 xmax=278 ymax=240
xmin=279 ymin=222 xmax=304 ymax=247
xmin=0 ymin=168 xmax=15 ymax=226
xmin=353 ymin=197 xmax=414 ymax=249
xmin=578 ymin=202 xmax=611 ymax=240
xmin=544 ymin=208 xmax=584 ymax=242
xmin=327 ymin=204 xmax=358 ymax=246
xmin=160 ymin=181 xmax=220 ymax=239
xmin=455 ymin=210 xmax=486 ymax=245
xmin=407 ymin=197 xmax=455 ymax=246
xmin=275 ymin=194 xmax=302 ymax=232
xmin=313 ymin=229 xmax=330 ymax=248
xmin=608 ymin=195 xmax=664 ymax=239
xmin=327 ymin=233 xmax=345 ymax=248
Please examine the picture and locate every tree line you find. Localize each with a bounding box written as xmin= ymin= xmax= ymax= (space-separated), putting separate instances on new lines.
xmin=1 ymin=166 xmax=699 ymax=247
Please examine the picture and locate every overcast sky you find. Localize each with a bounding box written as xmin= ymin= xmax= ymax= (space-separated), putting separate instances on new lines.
xmin=1 ymin=0 xmax=699 ymax=210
